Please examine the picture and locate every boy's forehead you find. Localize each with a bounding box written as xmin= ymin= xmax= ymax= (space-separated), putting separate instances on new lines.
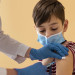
xmin=37 ymin=20 xmax=59 ymax=27
xmin=36 ymin=15 xmax=62 ymax=27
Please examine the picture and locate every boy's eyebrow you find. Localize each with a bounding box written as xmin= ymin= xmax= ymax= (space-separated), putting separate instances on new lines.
xmin=37 ymin=22 xmax=58 ymax=27
xmin=49 ymin=22 xmax=58 ymax=25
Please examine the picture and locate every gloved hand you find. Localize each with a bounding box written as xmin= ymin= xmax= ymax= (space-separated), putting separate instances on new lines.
xmin=30 ymin=43 xmax=69 ymax=60
xmin=15 ymin=62 xmax=49 ymax=75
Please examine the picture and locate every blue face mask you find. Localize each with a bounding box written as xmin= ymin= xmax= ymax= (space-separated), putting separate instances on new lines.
xmin=37 ymin=31 xmax=65 ymax=46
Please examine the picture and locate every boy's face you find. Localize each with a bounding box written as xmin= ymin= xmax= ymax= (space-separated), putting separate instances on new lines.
xmin=35 ymin=15 xmax=68 ymax=38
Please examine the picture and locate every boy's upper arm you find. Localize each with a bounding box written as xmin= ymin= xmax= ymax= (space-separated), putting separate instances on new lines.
xmin=56 ymin=49 xmax=73 ymax=75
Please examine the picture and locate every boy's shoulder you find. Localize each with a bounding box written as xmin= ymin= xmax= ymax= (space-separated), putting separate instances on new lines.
xmin=66 ymin=41 xmax=75 ymax=51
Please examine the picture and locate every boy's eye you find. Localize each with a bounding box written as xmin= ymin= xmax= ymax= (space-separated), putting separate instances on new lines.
xmin=51 ymin=28 xmax=58 ymax=31
xmin=40 ymin=30 xmax=46 ymax=33
xmin=39 ymin=28 xmax=58 ymax=33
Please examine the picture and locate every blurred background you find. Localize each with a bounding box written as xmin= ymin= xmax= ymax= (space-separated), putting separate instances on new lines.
xmin=0 ymin=0 xmax=75 ymax=69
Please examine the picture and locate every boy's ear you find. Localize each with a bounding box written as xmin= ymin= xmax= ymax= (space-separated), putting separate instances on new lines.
xmin=63 ymin=19 xmax=68 ymax=32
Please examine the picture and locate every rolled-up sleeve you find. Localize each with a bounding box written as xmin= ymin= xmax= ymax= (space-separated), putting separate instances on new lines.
xmin=14 ymin=43 xmax=30 ymax=63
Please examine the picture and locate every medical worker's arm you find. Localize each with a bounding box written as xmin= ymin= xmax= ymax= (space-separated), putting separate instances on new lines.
xmin=0 ymin=62 xmax=49 ymax=75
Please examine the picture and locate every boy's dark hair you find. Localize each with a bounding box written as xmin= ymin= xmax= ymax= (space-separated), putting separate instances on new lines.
xmin=32 ymin=0 xmax=65 ymax=26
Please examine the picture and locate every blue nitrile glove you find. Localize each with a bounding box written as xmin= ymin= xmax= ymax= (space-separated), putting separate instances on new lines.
xmin=15 ymin=62 xmax=49 ymax=75
xmin=30 ymin=43 xmax=69 ymax=60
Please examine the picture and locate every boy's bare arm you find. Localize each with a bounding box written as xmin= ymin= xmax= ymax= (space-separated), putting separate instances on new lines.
xmin=56 ymin=49 xmax=73 ymax=75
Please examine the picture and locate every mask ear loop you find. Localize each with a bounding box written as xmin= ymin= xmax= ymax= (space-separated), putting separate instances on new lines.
xmin=61 ymin=40 xmax=67 ymax=44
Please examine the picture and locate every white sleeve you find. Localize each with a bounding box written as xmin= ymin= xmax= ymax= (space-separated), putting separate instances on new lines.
xmin=0 ymin=32 xmax=30 ymax=63
xmin=0 ymin=68 xmax=7 ymax=75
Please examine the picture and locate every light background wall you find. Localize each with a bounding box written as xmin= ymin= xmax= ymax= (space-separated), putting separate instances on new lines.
xmin=0 ymin=0 xmax=75 ymax=69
